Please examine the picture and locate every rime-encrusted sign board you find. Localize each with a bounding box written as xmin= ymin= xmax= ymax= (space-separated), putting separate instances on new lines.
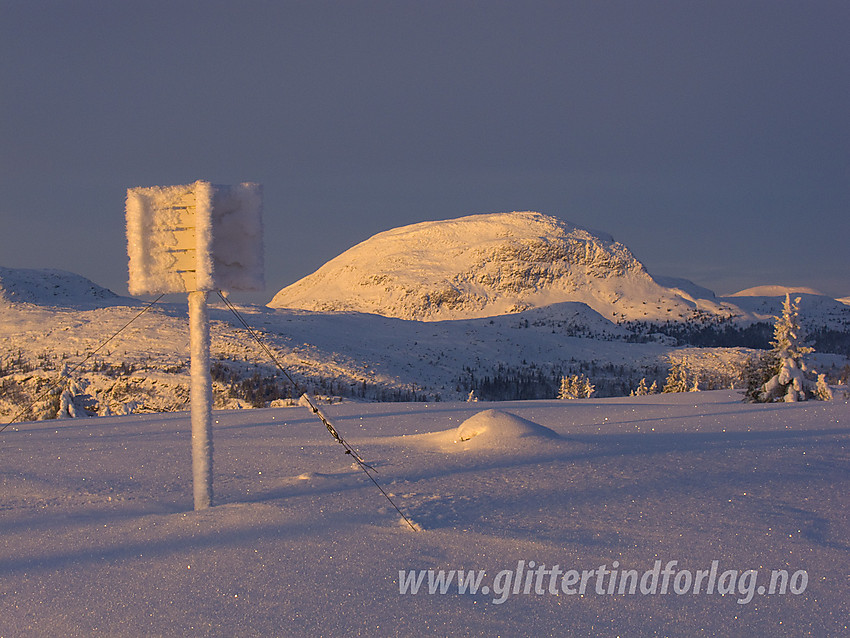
xmin=126 ymin=181 xmax=264 ymax=294
xmin=125 ymin=180 xmax=263 ymax=509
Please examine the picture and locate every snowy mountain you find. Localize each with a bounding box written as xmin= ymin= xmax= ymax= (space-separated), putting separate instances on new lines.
xmin=269 ymin=212 xmax=739 ymax=322
xmin=0 ymin=266 xmax=121 ymax=306
xmin=717 ymin=293 xmax=850 ymax=333
xmin=729 ymin=285 xmax=825 ymax=297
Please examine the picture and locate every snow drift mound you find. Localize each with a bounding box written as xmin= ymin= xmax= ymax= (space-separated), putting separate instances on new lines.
xmin=0 ymin=267 xmax=119 ymax=306
xmin=398 ymin=408 xmax=561 ymax=452
xmin=454 ymin=409 xmax=560 ymax=447
xmin=269 ymin=211 xmax=730 ymax=321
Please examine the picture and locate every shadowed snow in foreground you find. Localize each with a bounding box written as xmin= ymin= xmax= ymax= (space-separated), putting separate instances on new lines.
xmin=0 ymin=391 xmax=848 ymax=637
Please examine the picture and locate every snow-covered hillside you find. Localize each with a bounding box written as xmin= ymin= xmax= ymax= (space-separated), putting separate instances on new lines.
xmin=720 ymin=294 xmax=850 ymax=332
xmin=1 ymin=264 xmax=849 ymax=422
xmin=730 ymin=285 xmax=825 ymax=297
xmin=0 ymin=266 xmax=121 ymax=306
xmin=269 ymin=212 xmax=741 ymax=322
xmin=0 ymin=294 xmax=743 ymax=420
xmin=1 ymin=392 xmax=848 ymax=636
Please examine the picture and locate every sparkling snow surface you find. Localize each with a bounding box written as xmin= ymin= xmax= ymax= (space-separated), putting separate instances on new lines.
xmin=1 ymin=392 xmax=848 ymax=636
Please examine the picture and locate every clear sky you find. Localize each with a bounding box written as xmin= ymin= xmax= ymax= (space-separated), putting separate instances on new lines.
xmin=2 ymin=0 xmax=848 ymax=301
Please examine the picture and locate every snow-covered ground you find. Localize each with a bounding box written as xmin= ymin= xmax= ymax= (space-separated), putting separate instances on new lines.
xmin=0 ymin=296 xmax=762 ymax=419
xmin=1 ymin=391 xmax=847 ymax=636
xmin=3 ymin=266 xmax=849 ymax=419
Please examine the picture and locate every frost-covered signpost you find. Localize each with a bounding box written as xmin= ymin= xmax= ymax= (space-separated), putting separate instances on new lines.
xmin=126 ymin=181 xmax=263 ymax=509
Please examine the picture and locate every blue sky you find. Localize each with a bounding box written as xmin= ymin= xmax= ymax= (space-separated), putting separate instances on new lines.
xmin=2 ymin=0 xmax=848 ymax=301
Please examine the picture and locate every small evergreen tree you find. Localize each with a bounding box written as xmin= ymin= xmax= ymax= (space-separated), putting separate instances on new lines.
xmin=557 ymin=375 xmax=576 ymax=399
xmin=56 ymin=375 xmax=97 ymax=418
xmin=742 ymin=350 xmax=779 ymax=402
xmin=632 ymin=377 xmax=658 ymax=396
xmin=558 ymin=373 xmax=595 ymax=399
xmin=578 ymin=375 xmax=595 ymax=398
xmin=752 ymin=294 xmax=832 ymax=403
xmin=662 ymin=360 xmax=690 ymax=393
xmin=690 ymin=372 xmax=701 ymax=392
xmin=632 ymin=377 xmax=649 ymax=396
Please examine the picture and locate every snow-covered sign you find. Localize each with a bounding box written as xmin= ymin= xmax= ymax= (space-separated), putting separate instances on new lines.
xmin=126 ymin=181 xmax=264 ymax=294
xmin=125 ymin=180 xmax=263 ymax=510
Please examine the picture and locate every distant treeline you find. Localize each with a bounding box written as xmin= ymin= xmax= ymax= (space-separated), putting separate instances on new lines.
xmin=623 ymin=320 xmax=850 ymax=356
xmin=458 ymin=361 xmax=666 ymax=402
xmin=210 ymin=360 xmax=430 ymax=406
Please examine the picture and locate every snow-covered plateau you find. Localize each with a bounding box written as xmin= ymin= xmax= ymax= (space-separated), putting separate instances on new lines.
xmin=2 ymin=279 xmax=848 ymax=420
xmin=1 ymin=393 xmax=848 ymax=636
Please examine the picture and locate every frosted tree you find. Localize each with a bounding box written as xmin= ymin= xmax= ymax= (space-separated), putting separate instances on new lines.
xmin=690 ymin=373 xmax=701 ymax=392
xmin=815 ymin=373 xmax=833 ymax=400
xmin=56 ymin=375 xmax=97 ymax=419
xmin=466 ymin=389 xmax=478 ymax=402
xmin=632 ymin=377 xmax=649 ymax=396
xmin=742 ymin=351 xmax=778 ymax=402
xmin=579 ymin=375 xmax=595 ymax=398
xmin=558 ymin=374 xmax=595 ymax=399
xmin=57 ymin=387 xmax=76 ymax=419
xmin=662 ymin=360 xmax=690 ymax=393
xmin=557 ymin=376 xmax=575 ymax=400
xmin=754 ymin=294 xmax=832 ymax=403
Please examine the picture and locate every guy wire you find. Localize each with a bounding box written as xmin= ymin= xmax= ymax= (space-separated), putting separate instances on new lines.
xmin=215 ymin=291 xmax=420 ymax=532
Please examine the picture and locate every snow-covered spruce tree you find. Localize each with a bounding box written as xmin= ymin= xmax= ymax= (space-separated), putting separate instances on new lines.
xmin=56 ymin=376 xmax=98 ymax=419
xmin=579 ymin=375 xmax=596 ymax=398
xmin=753 ymin=294 xmax=832 ymax=403
xmin=690 ymin=373 xmax=701 ymax=392
xmin=662 ymin=360 xmax=690 ymax=393
xmin=631 ymin=377 xmax=658 ymax=396
xmin=558 ymin=373 xmax=595 ymax=399
xmin=742 ymin=350 xmax=779 ymax=402
xmin=632 ymin=377 xmax=649 ymax=396
xmin=557 ymin=375 xmax=575 ymax=400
